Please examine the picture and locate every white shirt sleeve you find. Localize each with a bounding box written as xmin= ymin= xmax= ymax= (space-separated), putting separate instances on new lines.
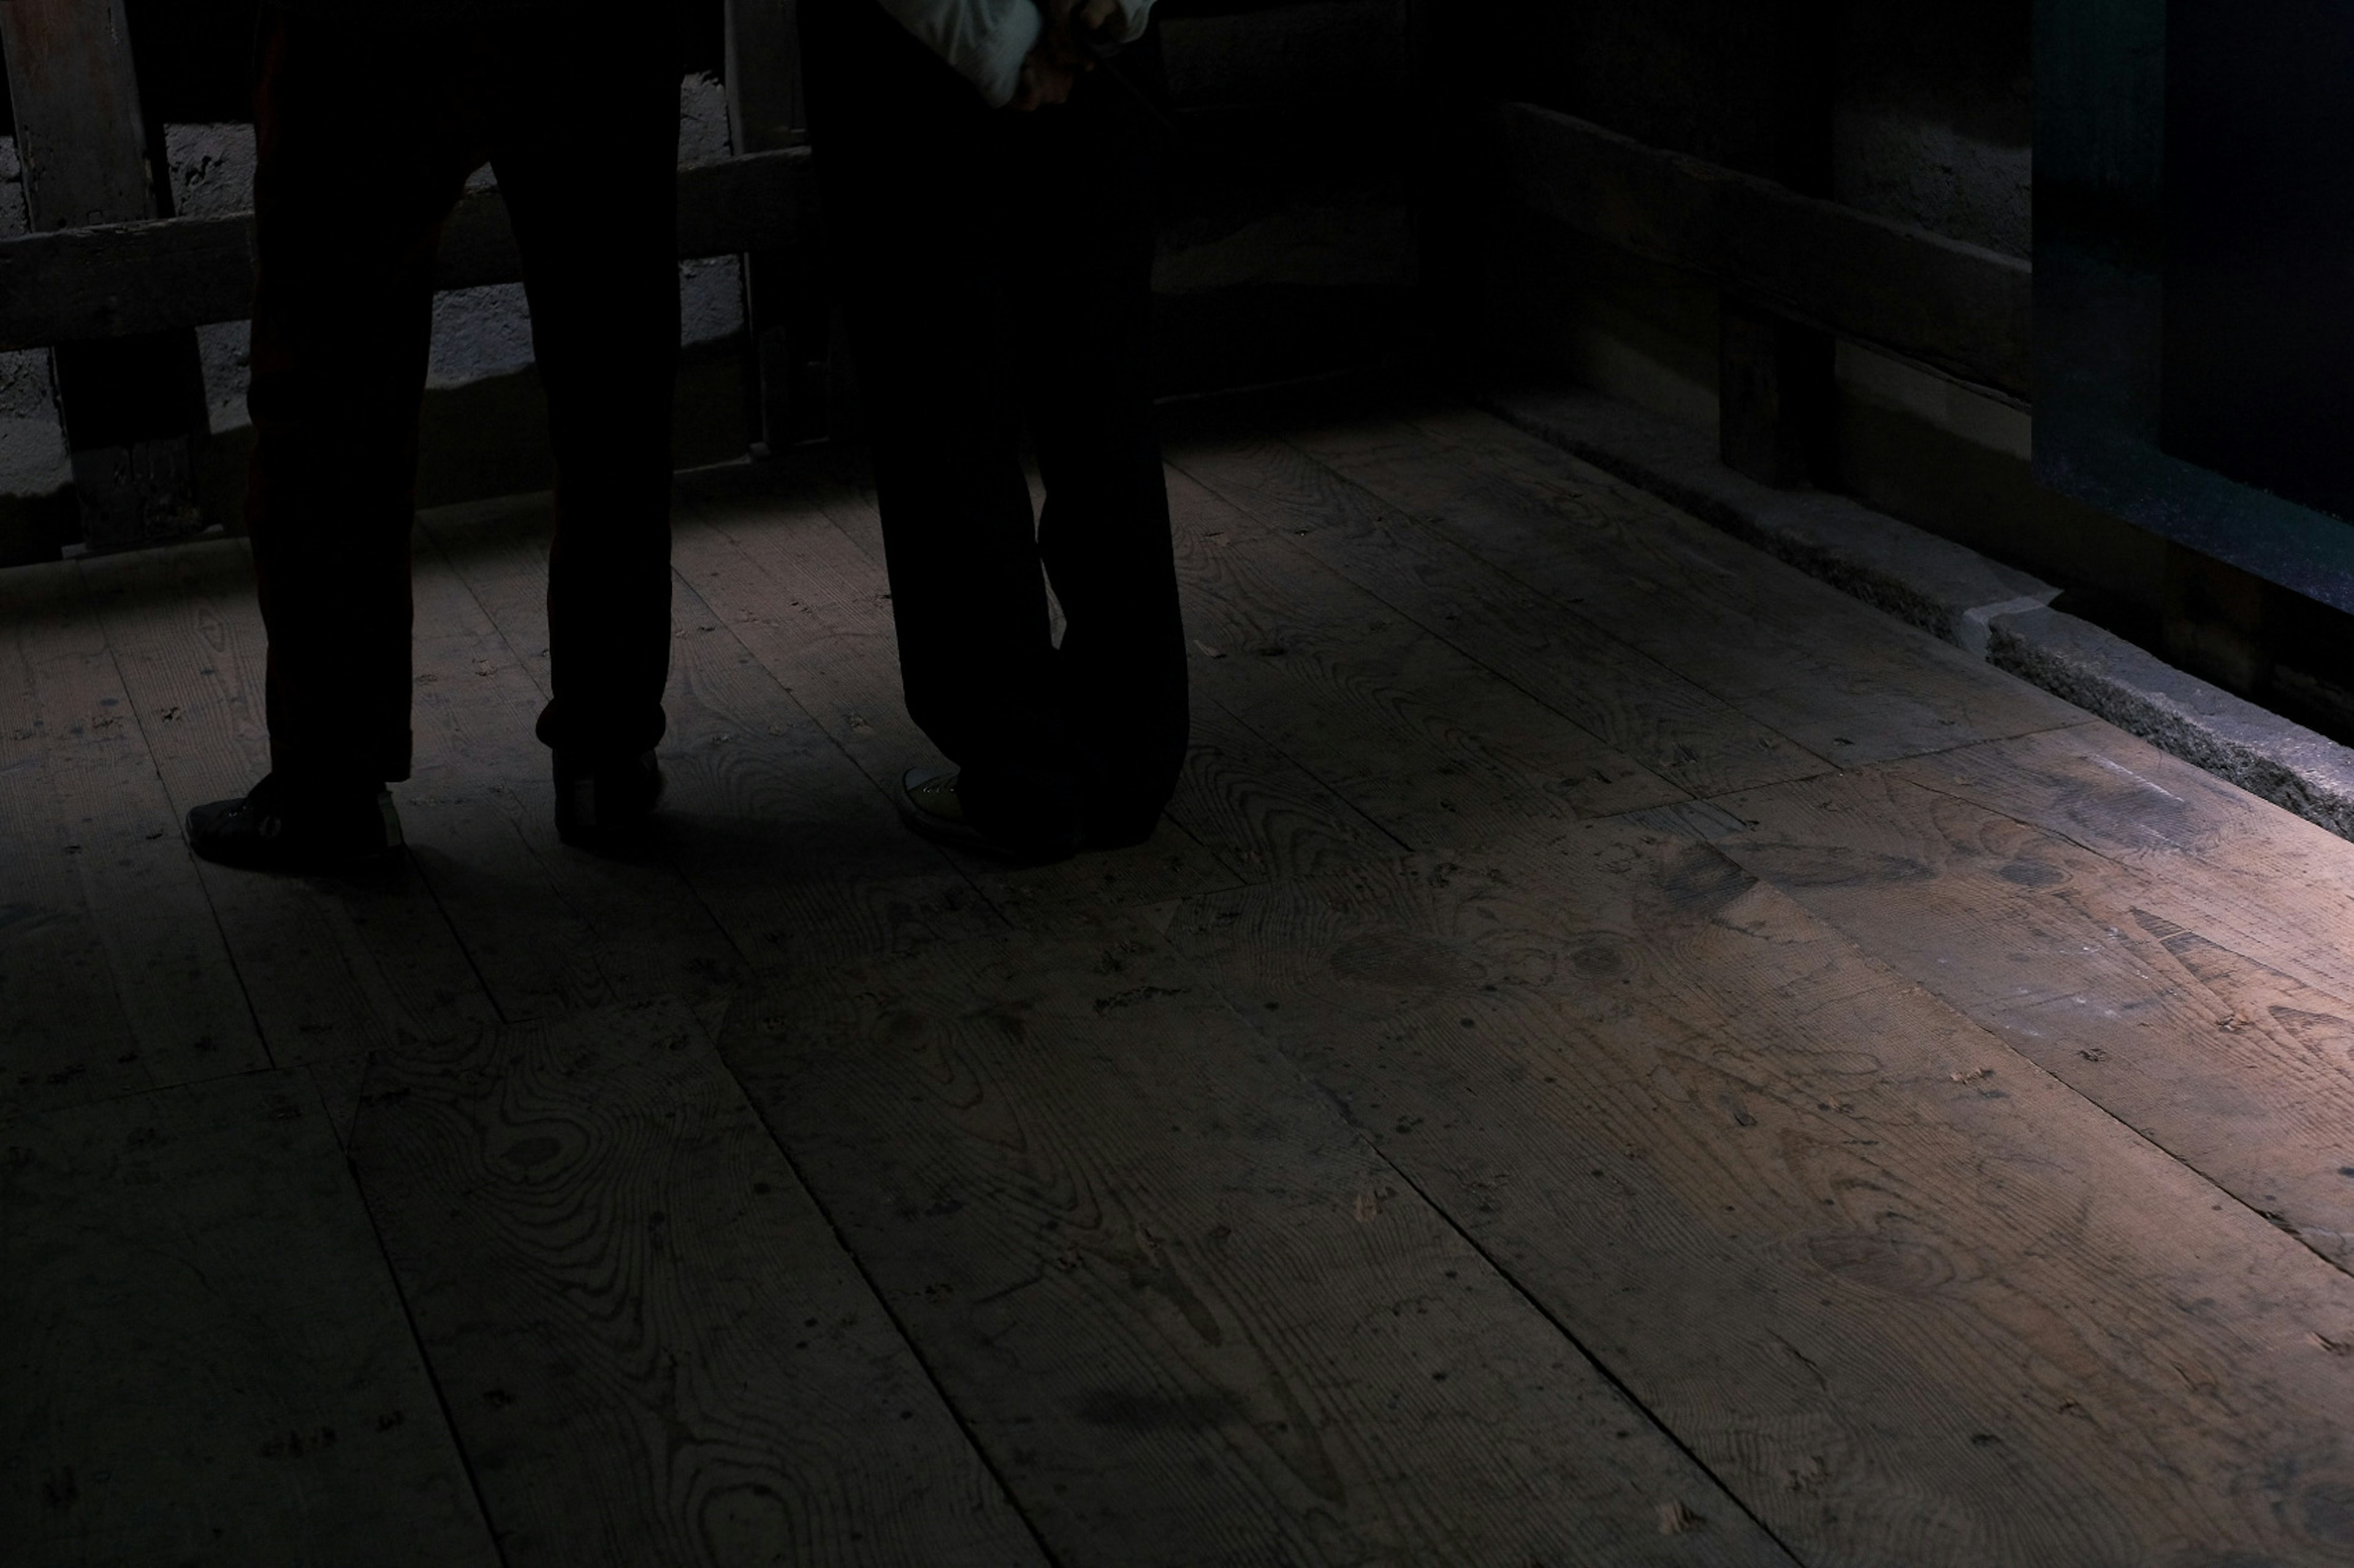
xmin=871 ymin=0 xmax=1044 ymax=108
xmin=1108 ymin=0 xmax=1156 ymax=45
xmin=872 ymin=0 xmax=1162 ymax=108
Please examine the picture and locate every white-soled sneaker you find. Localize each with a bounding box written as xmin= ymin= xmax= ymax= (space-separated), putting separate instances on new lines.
xmin=894 ymin=767 xmax=1078 ymax=862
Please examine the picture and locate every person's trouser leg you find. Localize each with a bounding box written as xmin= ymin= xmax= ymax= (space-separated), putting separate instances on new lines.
xmin=490 ymin=18 xmax=682 ymax=763
xmin=1015 ymin=40 xmax=1188 ymax=840
xmin=245 ymin=8 xmax=487 ymax=788
xmin=804 ymin=0 xmax=1081 ymax=848
xmin=802 ymin=0 xmax=1185 ymax=848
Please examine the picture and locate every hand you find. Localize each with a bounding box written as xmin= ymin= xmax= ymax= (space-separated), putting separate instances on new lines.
xmin=1008 ymin=48 xmax=1078 ymax=112
xmin=1011 ymin=0 xmax=1121 ymax=111
xmin=1038 ymin=0 xmax=1123 ymax=66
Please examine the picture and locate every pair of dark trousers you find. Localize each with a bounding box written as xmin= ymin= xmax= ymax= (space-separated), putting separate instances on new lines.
xmin=246 ymin=6 xmax=681 ymax=787
xmin=800 ymin=0 xmax=1189 ymax=848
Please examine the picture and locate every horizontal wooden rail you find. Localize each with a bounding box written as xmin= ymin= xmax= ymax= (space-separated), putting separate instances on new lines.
xmin=1487 ymin=101 xmax=2032 ymax=400
xmin=0 ymin=147 xmax=816 ymax=353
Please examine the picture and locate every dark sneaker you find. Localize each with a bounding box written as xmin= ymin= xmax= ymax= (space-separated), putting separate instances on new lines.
xmin=186 ymin=773 xmax=405 ymax=873
xmin=896 ymin=767 xmax=1079 ymax=862
xmin=554 ymin=748 xmax=664 ymax=848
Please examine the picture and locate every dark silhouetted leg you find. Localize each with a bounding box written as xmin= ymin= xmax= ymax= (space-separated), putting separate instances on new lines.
xmin=244 ymin=7 xmax=489 ymax=789
xmin=1018 ymin=38 xmax=1187 ymax=843
xmin=802 ymin=0 xmax=1184 ymax=852
xmin=490 ymin=18 xmax=683 ymax=767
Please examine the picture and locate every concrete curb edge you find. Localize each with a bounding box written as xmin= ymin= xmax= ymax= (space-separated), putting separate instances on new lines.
xmin=1478 ymin=382 xmax=2354 ymax=843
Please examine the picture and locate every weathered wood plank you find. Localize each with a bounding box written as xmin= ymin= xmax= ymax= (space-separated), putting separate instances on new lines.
xmin=763 ymin=455 xmax=1402 ymax=889
xmin=1168 ymin=823 xmax=2354 ymax=1566
xmin=1165 ymin=462 xmax=1686 ymax=841
xmin=1485 ymin=101 xmax=2033 ymax=397
xmin=0 ymin=0 xmax=151 ymax=229
xmin=419 ymin=491 xmax=1000 ymax=978
xmin=76 ymin=539 xmax=502 ymax=1066
xmin=0 ymin=565 xmax=177 ymax=1085
xmin=723 ymin=0 xmax=806 ymax=154
xmin=661 ymin=574 xmax=1008 ymax=970
xmin=31 ymin=382 xmax=2354 ymax=1564
xmin=350 ymin=995 xmax=1044 ymax=1566
xmin=1165 ymin=426 xmax=1832 ymax=798
xmin=0 ymin=559 xmax=264 ymax=1109
xmin=0 ymin=149 xmax=816 ymax=351
xmin=1287 ymin=409 xmax=2084 ymax=765
xmin=1 ymin=0 xmax=210 ymax=545
xmin=718 ymin=918 xmax=1795 ymax=1566
xmin=1884 ymin=725 xmax=2354 ymax=1005
xmin=1 ymin=1070 xmax=498 ymax=1565
xmin=1160 ymin=698 xmax=1403 ymax=885
xmin=1706 ymin=747 xmax=2354 ymax=1273
xmin=670 ymin=460 xmax=1274 ymax=913
xmin=343 ymin=516 xmax=754 ymax=1027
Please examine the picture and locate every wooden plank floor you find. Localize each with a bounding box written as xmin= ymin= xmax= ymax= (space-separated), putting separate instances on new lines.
xmin=9 ymin=390 xmax=2354 ymax=1565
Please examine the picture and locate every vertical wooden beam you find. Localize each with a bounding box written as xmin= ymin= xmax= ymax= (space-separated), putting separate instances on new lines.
xmin=0 ymin=0 xmax=208 ymax=550
xmin=1718 ymin=295 xmax=1833 ymax=487
xmin=1 ymin=0 xmax=148 ymax=224
xmin=724 ymin=0 xmax=829 ymax=448
xmin=2163 ymin=543 xmax=2274 ymax=698
xmin=1718 ymin=0 xmax=1837 ymax=487
xmin=724 ymin=0 xmax=804 ymax=153
xmin=1409 ymin=0 xmax=1485 ymax=370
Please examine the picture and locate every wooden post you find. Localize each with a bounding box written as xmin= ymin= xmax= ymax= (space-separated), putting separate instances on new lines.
xmin=723 ymin=0 xmax=829 ymax=448
xmin=1719 ymin=295 xmax=1833 ymax=487
xmin=2163 ymin=544 xmax=2274 ymax=698
xmin=0 ymin=0 xmax=210 ymax=550
xmin=1719 ymin=0 xmax=1837 ymax=489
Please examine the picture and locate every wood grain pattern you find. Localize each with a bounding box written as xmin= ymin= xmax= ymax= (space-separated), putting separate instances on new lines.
xmin=660 ymin=574 xmax=1008 ymax=969
xmin=26 ymin=384 xmax=2354 ymax=1564
xmin=1167 ymin=822 xmax=2354 ymax=1566
xmin=398 ymin=501 xmax=753 ymax=1021
xmin=1285 ymin=409 xmax=2084 ymax=765
xmin=702 ymin=456 xmax=1401 ymax=889
xmin=350 ymin=995 xmax=1042 ymax=1567
xmin=0 ymin=0 xmax=152 ymax=229
xmin=1708 ymin=754 xmax=2354 ymax=1273
xmin=1887 ymin=725 xmax=2354 ymax=1007
xmin=1 ymin=1070 xmax=498 ymax=1566
xmin=719 ymin=919 xmax=1794 ymax=1567
xmin=1156 ymin=699 xmax=1403 ymax=887
xmin=422 ymin=492 xmax=1000 ymax=977
xmin=75 ymin=541 xmax=502 ymax=1065
xmin=0 ymin=560 xmax=265 ymax=1107
xmin=1167 ymin=465 xmax=1686 ymax=843
xmin=1168 ymin=428 xmax=1830 ymax=799
xmin=671 ymin=461 xmax=1274 ymax=912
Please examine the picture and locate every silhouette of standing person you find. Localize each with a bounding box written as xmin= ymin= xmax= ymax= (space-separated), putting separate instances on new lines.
xmin=802 ymin=0 xmax=1188 ymax=861
xmin=188 ymin=1 xmax=684 ymax=870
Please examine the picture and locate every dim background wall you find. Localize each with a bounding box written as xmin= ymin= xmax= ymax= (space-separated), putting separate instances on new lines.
xmin=0 ymin=78 xmax=755 ymax=559
xmin=1461 ymin=0 xmax=2169 ymax=624
xmin=0 ymin=0 xmax=1419 ymax=566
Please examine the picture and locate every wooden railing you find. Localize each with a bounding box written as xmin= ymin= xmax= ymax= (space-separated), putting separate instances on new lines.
xmin=1485 ymin=100 xmax=2033 ymax=403
xmin=0 ymin=148 xmax=816 ymax=352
